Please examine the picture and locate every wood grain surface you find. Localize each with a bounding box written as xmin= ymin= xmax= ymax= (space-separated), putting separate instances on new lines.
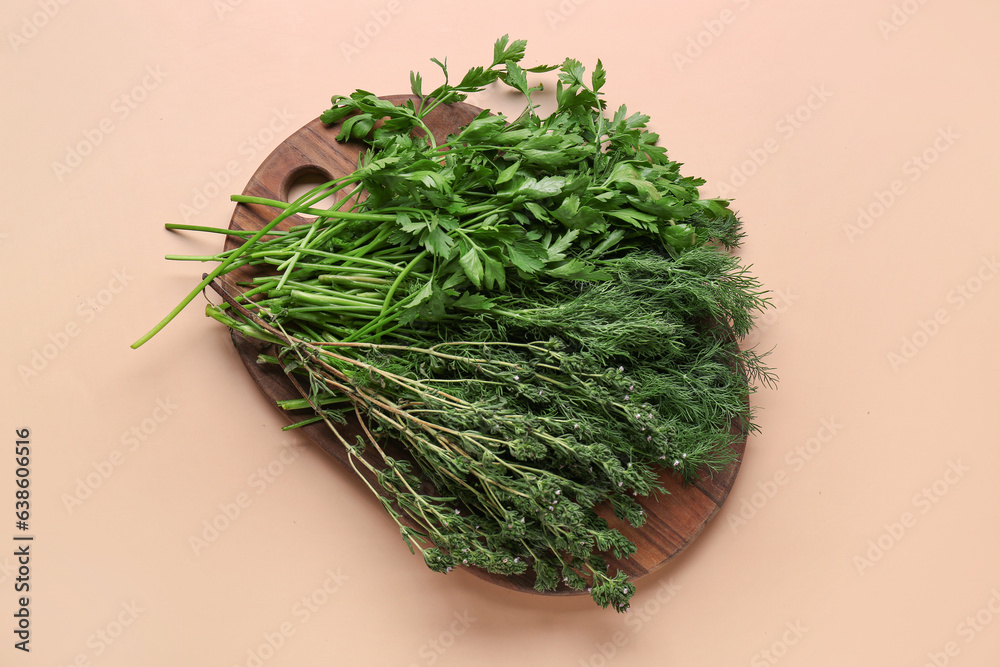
xmin=219 ymin=96 xmax=747 ymax=596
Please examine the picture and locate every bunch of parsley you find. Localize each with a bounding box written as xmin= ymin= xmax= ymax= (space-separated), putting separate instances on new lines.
xmin=135 ymin=36 xmax=773 ymax=612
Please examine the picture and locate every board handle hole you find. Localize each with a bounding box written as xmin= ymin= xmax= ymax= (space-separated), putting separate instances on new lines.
xmin=283 ymin=166 xmax=338 ymax=219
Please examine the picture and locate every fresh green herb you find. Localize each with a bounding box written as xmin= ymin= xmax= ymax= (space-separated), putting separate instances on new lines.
xmin=133 ymin=36 xmax=774 ymax=613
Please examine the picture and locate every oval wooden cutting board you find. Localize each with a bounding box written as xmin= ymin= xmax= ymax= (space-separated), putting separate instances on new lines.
xmin=219 ymin=95 xmax=747 ymax=596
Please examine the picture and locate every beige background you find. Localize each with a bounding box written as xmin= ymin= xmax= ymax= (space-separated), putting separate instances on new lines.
xmin=3 ymin=0 xmax=999 ymax=665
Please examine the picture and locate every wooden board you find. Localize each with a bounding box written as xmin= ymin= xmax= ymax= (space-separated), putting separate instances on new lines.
xmin=220 ymin=95 xmax=747 ymax=596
